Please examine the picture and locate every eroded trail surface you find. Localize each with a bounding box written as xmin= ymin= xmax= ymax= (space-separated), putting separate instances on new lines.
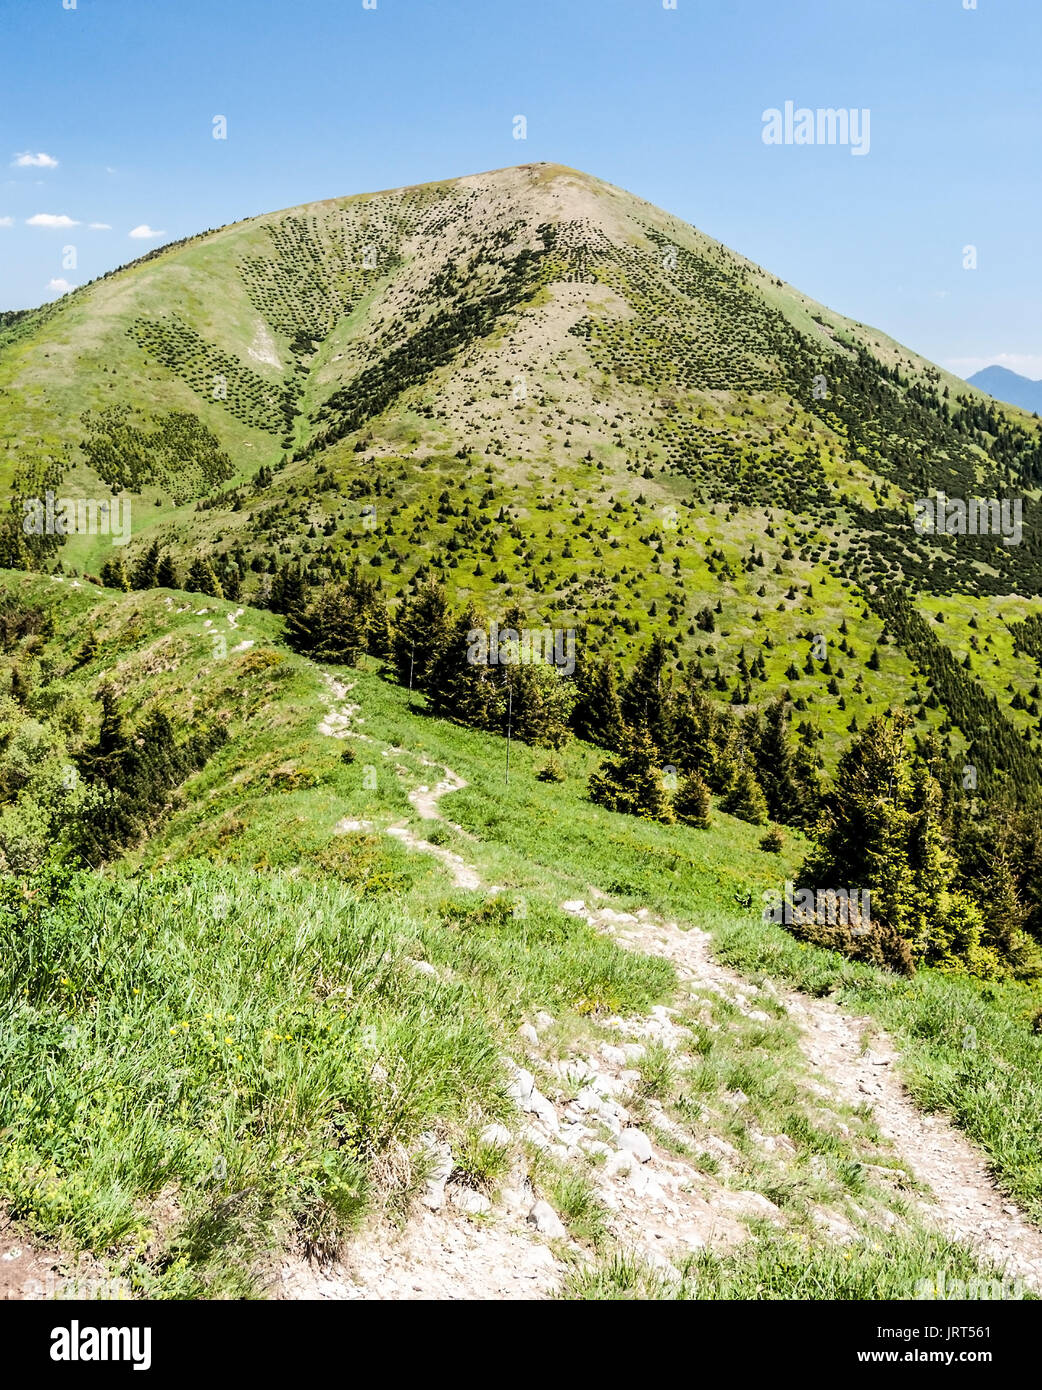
xmin=308 ymin=715 xmax=1042 ymax=1300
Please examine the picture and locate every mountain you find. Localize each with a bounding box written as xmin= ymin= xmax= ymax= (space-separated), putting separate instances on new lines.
xmin=3 ymin=162 xmax=1042 ymax=794
xmin=968 ymin=365 xmax=1042 ymax=416
xmin=5 ymin=165 xmax=1042 ymax=1301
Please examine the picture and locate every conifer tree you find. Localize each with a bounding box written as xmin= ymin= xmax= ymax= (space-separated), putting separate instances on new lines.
xmin=99 ymin=556 xmax=131 ymax=592
xmin=131 ymin=541 xmax=161 ymax=590
xmin=589 ymin=724 xmax=675 ymax=823
xmin=720 ymin=759 xmax=769 ymax=826
xmin=185 ymin=557 xmax=223 ymax=599
xmin=674 ymin=769 xmax=712 ymax=828
xmin=392 ymin=578 xmax=453 ymax=690
xmin=156 ymin=554 xmax=179 ymax=589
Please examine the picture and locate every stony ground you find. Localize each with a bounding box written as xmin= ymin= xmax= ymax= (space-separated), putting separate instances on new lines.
xmin=277 ymin=683 xmax=1042 ymax=1301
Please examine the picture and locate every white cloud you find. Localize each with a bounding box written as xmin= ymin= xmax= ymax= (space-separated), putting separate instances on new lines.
xmin=13 ymin=151 xmax=58 ymax=169
xmin=0 ymin=216 xmax=12 ymax=228
xmin=46 ymin=278 xmax=74 ymax=296
xmin=88 ymin=222 xmax=112 ymax=230
xmin=26 ymin=212 xmax=79 ymax=228
xmin=945 ymin=353 xmax=1042 ymax=382
xmin=128 ymin=223 xmax=165 ymax=239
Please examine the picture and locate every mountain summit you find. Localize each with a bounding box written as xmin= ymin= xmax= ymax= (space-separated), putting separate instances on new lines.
xmin=3 ymin=162 xmax=1042 ymax=787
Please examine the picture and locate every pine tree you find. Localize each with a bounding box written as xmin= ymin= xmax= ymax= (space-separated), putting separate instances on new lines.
xmin=426 ymin=604 xmax=501 ymax=729
xmin=185 ymin=557 xmax=224 ymax=599
xmin=270 ymin=562 xmax=307 ymax=615
xmin=621 ymin=634 xmax=672 ymax=750
xmin=99 ymin=556 xmax=131 ymax=591
xmin=156 ymin=554 xmax=179 ymax=589
xmin=720 ymin=760 xmax=768 ymax=826
xmin=392 ymin=578 xmax=453 ymax=690
xmin=674 ymin=769 xmax=711 ymax=828
xmin=571 ymin=652 xmax=625 ymax=748
xmin=510 ymin=660 xmax=575 ymax=750
xmin=130 ymin=541 xmax=161 ymax=590
xmin=286 ymin=581 xmax=369 ymax=664
xmin=366 ymin=599 xmax=394 ymax=660
xmin=589 ymin=724 xmax=675 ymax=823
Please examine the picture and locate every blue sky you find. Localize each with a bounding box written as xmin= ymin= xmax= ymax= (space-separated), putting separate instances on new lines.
xmin=1 ymin=0 xmax=1039 ymax=380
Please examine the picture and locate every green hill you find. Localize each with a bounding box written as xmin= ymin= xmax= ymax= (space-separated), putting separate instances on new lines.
xmin=4 ymin=164 xmax=1042 ymax=793
xmin=4 ymin=165 xmax=1042 ymax=1301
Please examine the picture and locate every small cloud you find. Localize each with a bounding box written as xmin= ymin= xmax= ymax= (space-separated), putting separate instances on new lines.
xmin=46 ymin=278 xmax=74 ymax=296
xmin=13 ymin=151 xmax=59 ymax=169
xmin=26 ymin=212 xmax=79 ymax=228
xmin=0 ymin=216 xmax=12 ymax=228
xmin=128 ymin=223 xmax=164 ymax=240
xmin=88 ymin=222 xmax=112 ymax=230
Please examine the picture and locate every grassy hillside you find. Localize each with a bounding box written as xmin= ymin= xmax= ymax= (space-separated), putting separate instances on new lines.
xmin=4 ymin=164 xmax=1042 ymax=791
xmin=2 ymin=571 xmax=1041 ymax=1298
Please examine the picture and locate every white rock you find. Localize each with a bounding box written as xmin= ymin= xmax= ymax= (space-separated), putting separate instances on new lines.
xmin=574 ymin=1087 xmax=606 ymax=1114
xmin=419 ymin=1135 xmax=454 ymax=1209
xmin=522 ymin=1124 xmax=553 ymax=1149
xmin=505 ymin=1065 xmax=536 ymax=1106
xmin=644 ymin=1249 xmax=683 ymax=1283
xmin=480 ymin=1123 xmax=512 ymax=1147
xmin=534 ymin=1011 xmax=555 ymax=1032
xmin=527 ymin=1200 xmax=567 ymax=1239
xmin=618 ymin=1129 xmax=653 ymax=1164
xmin=605 ymin=1149 xmax=635 ymax=1177
xmin=584 ymin=1140 xmax=614 ymax=1159
xmin=448 ymin=1186 xmax=492 ymax=1216
xmin=518 ymin=1023 xmax=540 ymax=1046
xmin=529 ymin=1089 xmax=560 ymax=1133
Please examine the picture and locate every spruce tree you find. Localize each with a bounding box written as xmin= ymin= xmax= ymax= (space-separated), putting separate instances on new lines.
xmin=156 ymin=554 xmax=179 ymax=589
xmin=392 ymin=578 xmax=453 ymax=690
xmin=674 ymin=769 xmax=712 ymax=828
xmin=99 ymin=557 xmax=131 ymax=591
xmin=185 ymin=557 xmax=223 ymax=599
xmin=720 ymin=760 xmax=768 ymax=826
xmin=130 ymin=541 xmax=161 ymax=591
xmin=589 ymin=724 xmax=675 ymax=823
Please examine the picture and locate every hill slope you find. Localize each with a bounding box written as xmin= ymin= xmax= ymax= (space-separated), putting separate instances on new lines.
xmin=3 ymin=571 xmax=1042 ymax=1300
xmin=3 ymin=163 xmax=1042 ymax=797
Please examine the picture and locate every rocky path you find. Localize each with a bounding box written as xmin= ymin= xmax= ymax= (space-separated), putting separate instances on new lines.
xmin=317 ymin=702 xmax=1042 ymax=1299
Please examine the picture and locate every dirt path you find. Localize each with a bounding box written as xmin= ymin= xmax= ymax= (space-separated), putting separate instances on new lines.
xmin=580 ymin=903 xmax=1042 ymax=1293
xmin=348 ymin=739 xmax=1042 ymax=1295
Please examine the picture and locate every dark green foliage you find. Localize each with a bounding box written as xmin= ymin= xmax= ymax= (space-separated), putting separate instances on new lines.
xmin=81 ymin=406 xmax=235 ymax=500
xmin=185 ymin=557 xmax=224 ymax=599
xmin=674 ymin=770 xmax=712 ymax=828
xmin=719 ymin=760 xmax=769 ymax=827
xmin=589 ymin=725 xmax=675 ymax=823
xmin=796 ymin=710 xmax=1040 ymax=980
xmin=71 ymin=688 xmax=227 ymax=863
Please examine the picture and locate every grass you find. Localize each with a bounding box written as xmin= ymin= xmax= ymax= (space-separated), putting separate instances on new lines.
xmin=563 ymin=1230 xmax=1036 ymax=1301
xmin=2 ymin=569 xmax=1042 ymax=1296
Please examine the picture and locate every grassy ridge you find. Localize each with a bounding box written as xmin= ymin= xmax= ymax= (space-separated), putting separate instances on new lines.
xmin=3 ymin=570 xmax=1042 ymax=1297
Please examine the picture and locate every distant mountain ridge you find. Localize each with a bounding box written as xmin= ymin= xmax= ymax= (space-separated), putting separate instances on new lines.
xmin=968 ymin=365 xmax=1042 ymax=416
